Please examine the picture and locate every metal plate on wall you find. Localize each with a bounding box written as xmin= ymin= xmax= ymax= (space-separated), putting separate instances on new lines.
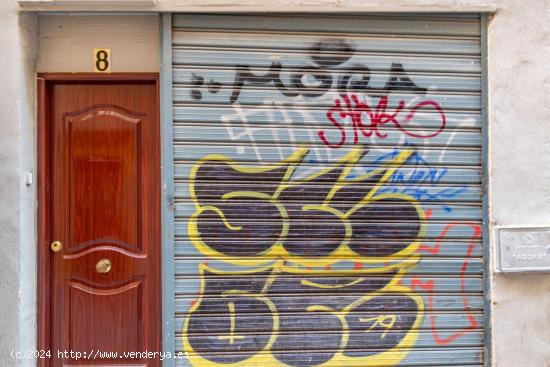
xmin=496 ymin=227 xmax=550 ymax=272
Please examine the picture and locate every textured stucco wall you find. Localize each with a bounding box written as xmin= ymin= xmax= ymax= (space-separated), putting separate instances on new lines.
xmin=488 ymin=1 xmax=550 ymax=366
xmin=0 ymin=1 xmax=21 ymax=362
xmin=0 ymin=1 xmax=37 ymax=367
xmin=2 ymin=0 xmax=550 ymax=366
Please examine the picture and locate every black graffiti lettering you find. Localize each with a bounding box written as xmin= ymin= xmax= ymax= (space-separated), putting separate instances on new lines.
xmin=290 ymin=66 xmax=333 ymax=98
xmin=192 ymin=155 xmax=422 ymax=259
xmin=230 ymin=64 xmax=270 ymax=104
xmin=230 ymin=62 xmax=299 ymax=103
xmin=190 ymin=74 xmax=204 ymax=100
xmin=185 ymin=269 xmax=421 ymax=366
xmin=195 ymin=199 xmax=284 ymax=256
xmin=337 ymin=64 xmax=372 ymax=95
xmin=273 ymin=312 xmax=341 ymax=366
xmin=384 ymin=62 xmax=427 ymax=94
xmin=347 ymin=197 xmax=422 ymax=256
xmin=187 ymin=297 xmax=274 ymax=363
xmin=272 ymin=62 xmax=302 ymax=98
xmin=269 ymin=271 xmax=397 ymax=310
xmin=186 ymin=269 xmax=274 ymax=363
xmin=192 ymin=38 xmax=427 ymax=103
xmin=343 ymin=295 xmax=419 ymax=357
xmin=191 ymin=74 xmax=204 ymax=85
xmin=309 ymin=38 xmax=355 ymax=67
xmin=277 ymin=165 xmax=347 ymax=257
xmin=207 ymin=80 xmax=222 ymax=93
xmin=282 ymin=207 xmax=345 ymax=257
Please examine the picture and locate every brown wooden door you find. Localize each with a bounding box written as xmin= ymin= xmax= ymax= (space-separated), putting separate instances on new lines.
xmin=43 ymin=78 xmax=161 ymax=366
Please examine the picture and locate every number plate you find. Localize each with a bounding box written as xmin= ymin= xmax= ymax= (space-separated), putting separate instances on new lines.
xmin=93 ymin=48 xmax=111 ymax=73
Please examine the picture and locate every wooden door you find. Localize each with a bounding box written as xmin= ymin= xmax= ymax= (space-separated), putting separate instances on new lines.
xmin=39 ymin=76 xmax=161 ymax=366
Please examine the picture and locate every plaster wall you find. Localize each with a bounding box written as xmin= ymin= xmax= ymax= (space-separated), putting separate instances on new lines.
xmin=1 ymin=0 xmax=550 ymax=366
xmin=37 ymin=14 xmax=160 ymax=72
xmin=0 ymin=1 xmax=37 ymax=367
xmin=488 ymin=1 xmax=550 ymax=366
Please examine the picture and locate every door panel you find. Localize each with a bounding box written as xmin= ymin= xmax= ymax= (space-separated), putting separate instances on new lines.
xmin=67 ymin=106 xmax=141 ymax=250
xmin=66 ymin=280 xmax=143 ymax=354
xmin=48 ymin=81 xmax=160 ymax=366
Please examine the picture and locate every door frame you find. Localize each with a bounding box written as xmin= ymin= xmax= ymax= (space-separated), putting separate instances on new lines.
xmin=37 ymin=72 xmax=161 ymax=366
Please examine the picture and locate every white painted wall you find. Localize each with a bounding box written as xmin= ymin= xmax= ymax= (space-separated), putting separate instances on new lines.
xmin=1 ymin=0 xmax=549 ymax=366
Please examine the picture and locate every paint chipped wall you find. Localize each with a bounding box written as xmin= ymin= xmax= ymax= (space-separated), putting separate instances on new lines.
xmin=0 ymin=0 xmax=548 ymax=366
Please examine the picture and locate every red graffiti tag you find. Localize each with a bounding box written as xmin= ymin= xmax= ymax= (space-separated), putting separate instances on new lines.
xmin=318 ymin=94 xmax=446 ymax=148
xmin=411 ymin=223 xmax=482 ymax=346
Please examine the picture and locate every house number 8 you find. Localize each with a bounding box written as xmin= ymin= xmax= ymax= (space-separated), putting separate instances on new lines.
xmin=93 ymin=48 xmax=111 ymax=73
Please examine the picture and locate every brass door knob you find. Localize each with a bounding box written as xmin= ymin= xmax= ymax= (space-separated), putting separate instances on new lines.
xmin=95 ymin=258 xmax=112 ymax=274
xmin=50 ymin=241 xmax=62 ymax=253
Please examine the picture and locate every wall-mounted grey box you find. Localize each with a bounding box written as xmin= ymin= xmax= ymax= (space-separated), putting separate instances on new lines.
xmin=496 ymin=226 xmax=550 ymax=273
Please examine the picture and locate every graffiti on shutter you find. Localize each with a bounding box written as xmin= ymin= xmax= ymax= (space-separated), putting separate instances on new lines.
xmin=173 ymin=14 xmax=483 ymax=366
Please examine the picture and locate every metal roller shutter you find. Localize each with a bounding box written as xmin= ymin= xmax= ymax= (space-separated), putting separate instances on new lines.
xmin=171 ymin=13 xmax=485 ymax=367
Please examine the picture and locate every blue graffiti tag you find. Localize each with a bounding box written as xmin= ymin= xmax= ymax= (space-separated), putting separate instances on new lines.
xmin=357 ymin=147 xmax=467 ymax=212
